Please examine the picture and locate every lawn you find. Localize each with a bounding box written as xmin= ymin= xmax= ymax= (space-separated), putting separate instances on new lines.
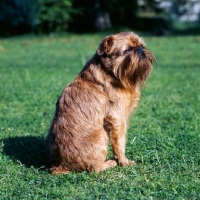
xmin=0 ymin=32 xmax=200 ymax=199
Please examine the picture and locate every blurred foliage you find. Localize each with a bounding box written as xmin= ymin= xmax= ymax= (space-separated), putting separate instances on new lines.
xmin=68 ymin=0 xmax=95 ymax=32
xmin=0 ymin=0 xmax=38 ymax=35
xmin=170 ymin=0 xmax=192 ymax=18
xmin=0 ymin=0 xmax=199 ymax=35
xmin=36 ymin=0 xmax=75 ymax=33
xmin=0 ymin=0 xmax=75 ymax=35
xmin=101 ymin=0 xmax=138 ymax=26
xmin=69 ymin=0 xmax=138 ymax=32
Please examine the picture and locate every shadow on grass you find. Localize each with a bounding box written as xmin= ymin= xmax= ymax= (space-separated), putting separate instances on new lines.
xmin=2 ymin=136 xmax=49 ymax=169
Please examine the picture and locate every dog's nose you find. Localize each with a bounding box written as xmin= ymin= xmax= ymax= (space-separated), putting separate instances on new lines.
xmin=136 ymin=46 xmax=145 ymax=58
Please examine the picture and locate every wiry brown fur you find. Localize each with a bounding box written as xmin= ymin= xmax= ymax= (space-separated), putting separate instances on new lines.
xmin=45 ymin=32 xmax=156 ymax=174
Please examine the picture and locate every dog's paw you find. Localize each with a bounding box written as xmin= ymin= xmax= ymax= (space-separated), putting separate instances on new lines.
xmin=119 ymin=159 xmax=136 ymax=167
xmin=128 ymin=160 xmax=136 ymax=166
xmin=118 ymin=158 xmax=129 ymax=167
xmin=50 ymin=166 xmax=71 ymax=175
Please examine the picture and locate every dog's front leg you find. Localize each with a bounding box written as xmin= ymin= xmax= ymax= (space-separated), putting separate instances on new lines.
xmin=107 ymin=118 xmax=135 ymax=167
xmin=112 ymin=122 xmax=128 ymax=166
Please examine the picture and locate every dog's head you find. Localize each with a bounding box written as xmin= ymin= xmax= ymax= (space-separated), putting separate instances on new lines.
xmin=97 ymin=32 xmax=157 ymax=88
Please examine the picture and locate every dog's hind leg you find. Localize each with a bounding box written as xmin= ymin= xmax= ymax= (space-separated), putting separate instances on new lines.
xmin=50 ymin=165 xmax=71 ymax=175
xmin=100 ymin=159 xmax=118 ymax=172
xmin=93 ymin=159 xmax=118 ymax=173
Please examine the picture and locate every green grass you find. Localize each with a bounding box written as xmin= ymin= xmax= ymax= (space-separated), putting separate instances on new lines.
xmin=0 ymin=33 xmax=200 ymax=199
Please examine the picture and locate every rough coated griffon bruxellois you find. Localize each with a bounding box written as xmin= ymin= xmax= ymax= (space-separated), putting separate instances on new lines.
xmin=45 ymin=32 xmax=156 ymax=174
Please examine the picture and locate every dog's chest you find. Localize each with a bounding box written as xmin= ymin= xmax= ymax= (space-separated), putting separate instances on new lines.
xmin=107 ymin=87 xmax=140 ymax=116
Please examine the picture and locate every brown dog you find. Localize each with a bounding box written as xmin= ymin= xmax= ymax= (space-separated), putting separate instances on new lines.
xmin=45 ymin=32 xmax=156 ymax=174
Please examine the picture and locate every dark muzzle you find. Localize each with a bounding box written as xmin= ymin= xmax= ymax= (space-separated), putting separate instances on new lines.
xmin=136 ymin=46 xmax=145 ymax=58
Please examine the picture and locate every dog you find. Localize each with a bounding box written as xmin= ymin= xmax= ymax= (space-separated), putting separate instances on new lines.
xmin=45 ymin=32 xmax=156 ymax=174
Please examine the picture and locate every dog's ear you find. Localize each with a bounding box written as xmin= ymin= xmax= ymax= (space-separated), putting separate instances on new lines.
xmin=97 ymin=36 xmax=114 ymax=56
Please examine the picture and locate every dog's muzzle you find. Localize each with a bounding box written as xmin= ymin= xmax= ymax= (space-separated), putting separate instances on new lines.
xmin=136 ymin=46 xmax=145 ymax=58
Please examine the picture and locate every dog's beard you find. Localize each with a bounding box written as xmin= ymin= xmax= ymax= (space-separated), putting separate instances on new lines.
xmin=113 ymin=49 xmax=156 ymax=88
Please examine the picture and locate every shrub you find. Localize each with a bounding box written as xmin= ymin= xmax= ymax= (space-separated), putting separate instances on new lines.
xmin=0 ymin=0 xmax=75 ymax=35
xmin=0 ymin=0 xmax=38 ymax=35
xmin=36 ymin=0 xmax=74 ymax=33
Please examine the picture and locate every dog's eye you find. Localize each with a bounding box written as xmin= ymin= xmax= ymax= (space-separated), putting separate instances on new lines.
xmin=124 ymin=47 xmax=133 ymax=54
